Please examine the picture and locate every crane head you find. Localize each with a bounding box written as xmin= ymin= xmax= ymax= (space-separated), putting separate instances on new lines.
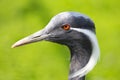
xmin=12 ymin=12 xmax=95 ymax=48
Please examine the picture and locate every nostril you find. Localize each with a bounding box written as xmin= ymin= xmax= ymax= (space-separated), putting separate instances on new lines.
xmin=32 ymin=36 xmax=41 ymax=39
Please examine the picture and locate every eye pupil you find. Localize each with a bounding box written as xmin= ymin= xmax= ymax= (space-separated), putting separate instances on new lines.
xmin=62 ymin=24 xmax=70 ymax=30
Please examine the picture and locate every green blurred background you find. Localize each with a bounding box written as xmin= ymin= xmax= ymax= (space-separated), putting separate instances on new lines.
xmin=0 ymin=0 xmax=120 ymax=80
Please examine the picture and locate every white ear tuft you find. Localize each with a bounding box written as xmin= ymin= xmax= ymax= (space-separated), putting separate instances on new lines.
xmin=69 ymin=28 xmax=100 ymax=79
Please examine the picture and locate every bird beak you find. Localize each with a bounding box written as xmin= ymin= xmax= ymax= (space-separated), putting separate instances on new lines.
xmin=11 ymin=29 xmax=50 ymax=48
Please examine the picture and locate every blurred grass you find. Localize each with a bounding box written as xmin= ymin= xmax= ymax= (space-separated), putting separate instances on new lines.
xmin=0 ymin=0 xmax=120 ymax=80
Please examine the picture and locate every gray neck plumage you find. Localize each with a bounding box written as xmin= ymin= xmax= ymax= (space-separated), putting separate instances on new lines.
xmin=68 ymin=39 xmax=92 ymax=80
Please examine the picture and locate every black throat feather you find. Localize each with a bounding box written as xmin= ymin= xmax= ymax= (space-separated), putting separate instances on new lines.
xmin=48 ymin=31 xmax=93 ymax=80
xmin=68 ymin=33 xmax=92 ymax=80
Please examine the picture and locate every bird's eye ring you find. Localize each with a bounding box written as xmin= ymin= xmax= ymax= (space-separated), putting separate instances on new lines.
xmin=62 ymin=24 xmax=70 ymax=30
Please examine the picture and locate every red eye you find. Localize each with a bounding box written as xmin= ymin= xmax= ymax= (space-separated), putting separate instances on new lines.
xmin=62 ymin=24 xmax=70 ymax=30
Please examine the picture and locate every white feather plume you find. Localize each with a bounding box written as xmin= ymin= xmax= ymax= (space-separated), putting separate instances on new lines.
xmin=69 ymin=28 xmax=100 ymax=79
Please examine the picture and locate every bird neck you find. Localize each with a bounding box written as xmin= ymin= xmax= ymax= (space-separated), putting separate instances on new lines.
xmin=68 ymin=40 xmax=92 ymax=80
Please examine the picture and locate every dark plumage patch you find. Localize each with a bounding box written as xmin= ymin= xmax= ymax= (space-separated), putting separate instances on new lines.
xmin=70 ymin=15 xmax=95 ymax=33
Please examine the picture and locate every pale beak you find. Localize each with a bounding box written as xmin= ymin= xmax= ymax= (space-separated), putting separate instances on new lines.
xmin=11 ymin=29 xmax=50 ymax=48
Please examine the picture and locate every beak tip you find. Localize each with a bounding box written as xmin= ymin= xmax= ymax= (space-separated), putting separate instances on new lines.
xmin=11 ymin=39 xmax=25 ymax=48
xmin=11 ymin=37 xmax=32 ymax=48
xmin=11 ymin=45 xmax=15 ymax=48
xmin=11 ymin=43 xmax=18 ymax=48
xmin=11 ymin=29 xmax=48 ymax=48
xmin=11 ymin=46 xmax=14 ymax=48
